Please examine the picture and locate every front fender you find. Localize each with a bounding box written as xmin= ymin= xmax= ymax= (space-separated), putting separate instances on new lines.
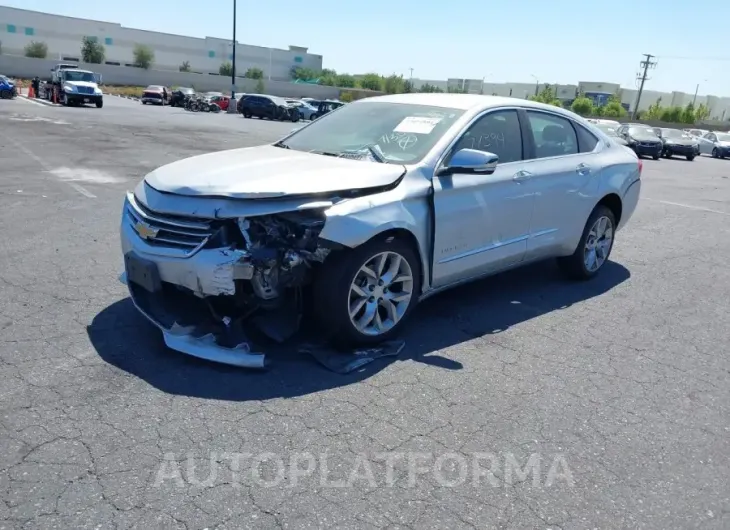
xmin=318 ymin=175 xmax=433 ymax=291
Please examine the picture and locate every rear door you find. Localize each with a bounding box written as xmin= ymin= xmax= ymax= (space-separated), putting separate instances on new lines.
xmin=520 ymin=110 xmax=601 ymax=259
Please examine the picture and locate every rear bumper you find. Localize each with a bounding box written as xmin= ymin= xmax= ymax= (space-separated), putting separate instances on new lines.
xmin=632 ymin=144 xmax=662 ymax=156
xmin=664 ymin=144 xmax=697 ymax=155
xmin=618 ymin=178 xmax=641 ymax=231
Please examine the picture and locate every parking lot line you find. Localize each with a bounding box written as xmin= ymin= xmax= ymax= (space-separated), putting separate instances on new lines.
xmin=0 ymin=129 xmax=96 ymax=198
xmin=646 ymin=198 xmax=729 ymax=216
xmin=17 ymin=95 xmax=52 ymax=107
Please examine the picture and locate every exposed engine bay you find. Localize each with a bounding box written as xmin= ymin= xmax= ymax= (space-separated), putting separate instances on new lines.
xmin=237 ymin=211 xmax=330 ymax=305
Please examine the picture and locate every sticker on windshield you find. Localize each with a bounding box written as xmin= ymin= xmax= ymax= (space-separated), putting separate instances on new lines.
xmin=394 ymin=116 xmax=442 ymax=135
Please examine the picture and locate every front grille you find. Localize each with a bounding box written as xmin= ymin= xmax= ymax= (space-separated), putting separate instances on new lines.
xmin=126 ymin=194 xmax=213 ymax=253
xmin=76 ymin=86 xmax=94 ymax=95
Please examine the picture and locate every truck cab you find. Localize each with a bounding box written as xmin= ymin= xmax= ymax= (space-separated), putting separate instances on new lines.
xmin=49 ymin=64 xmax=104 ymax=107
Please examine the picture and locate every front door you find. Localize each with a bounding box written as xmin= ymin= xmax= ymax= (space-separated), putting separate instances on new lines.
xmin=699 ymin=132 xmax=716 ymax=155
xmin=431 ymin=108 xmax=536 ymax=288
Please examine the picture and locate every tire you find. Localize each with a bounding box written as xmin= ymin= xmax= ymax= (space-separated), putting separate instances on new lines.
xmin=652 ymin=154 xmax=660 ymax=160
xmin=62 ymin=93 xmax=69 ymax=106
xmin=243 ymin=112 xmax=251 ymax=118
xmin=557 ymin=205 xmax=616 ymax=281
xmin=312 ymin=234 xmax=421 ymax=347
xmin=142 ymin=101 xmax=147 ymax=105
xmin=0 ymin=89 xmax=11 ymax=99
xmin=96 ymin=100 xmax=103 ymax=108
xmin=686 ymin=155 xmax=694 ymax=161
xmin=712 ymin=148 xmax=718 ymax=158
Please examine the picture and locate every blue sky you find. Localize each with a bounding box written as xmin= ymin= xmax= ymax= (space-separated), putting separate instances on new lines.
xmin=10 ymin=0 xmax=730 ymax=96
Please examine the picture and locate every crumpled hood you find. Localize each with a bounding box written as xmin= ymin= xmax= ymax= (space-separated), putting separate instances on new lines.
xmin=144 ymin=145 xmax=406 ymax=199
xmin=65 ymin=81 xmax=99 ymax=89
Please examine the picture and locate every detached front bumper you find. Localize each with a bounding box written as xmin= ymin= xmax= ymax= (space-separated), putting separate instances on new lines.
xmin=119 ymin=193 xmax=268 ymax=369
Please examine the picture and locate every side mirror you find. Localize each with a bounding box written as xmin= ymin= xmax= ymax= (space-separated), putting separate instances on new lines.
xmin=439 ymin=148 xmax=498 ymax=176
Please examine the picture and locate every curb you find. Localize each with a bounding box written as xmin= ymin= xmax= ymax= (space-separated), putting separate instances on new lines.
xmin=18 ymin=95 xmax=59 ymax=107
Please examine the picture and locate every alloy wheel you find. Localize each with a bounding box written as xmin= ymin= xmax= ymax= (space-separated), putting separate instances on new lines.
xmin=348 ymin=251 xmax=414 ymax=336
xmin=584 ymin=216 xmax=613 ymax=272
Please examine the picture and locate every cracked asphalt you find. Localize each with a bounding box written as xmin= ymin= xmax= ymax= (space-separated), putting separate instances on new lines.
xmin=1 ymin=95 xmax=729 ymax=529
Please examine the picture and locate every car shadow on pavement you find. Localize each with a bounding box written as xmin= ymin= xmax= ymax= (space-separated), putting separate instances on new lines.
xmin=88 ymin=259 xmax=630 ymax=402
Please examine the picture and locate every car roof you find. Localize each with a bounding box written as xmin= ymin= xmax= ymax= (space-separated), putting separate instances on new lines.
xmin=362 ymin=93 xmax=581 ymax=116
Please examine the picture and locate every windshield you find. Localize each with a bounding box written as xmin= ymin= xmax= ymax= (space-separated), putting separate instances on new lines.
xmin=179 ymin=87 xmax=194 ymax=94
xmin=716 ymin=133 xmax=730 ymax=142
xmin=278 ymin=101 xmax=465 ymax=164
xmin=661 ymin=129 xmax=688 ymax=139
xmin=64 ymin=71 xmax=95 ymax=83
xmin=594 ymin=124 xmax=618 ymax=136
xmin=628 ymin=126 xmax=658 ymax=137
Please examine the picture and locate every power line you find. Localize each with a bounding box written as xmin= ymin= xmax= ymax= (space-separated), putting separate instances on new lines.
xmin=632 ymin=53 xmax=657 ymax=120
xmin=655 ymin=55 xmax=730 ymax=62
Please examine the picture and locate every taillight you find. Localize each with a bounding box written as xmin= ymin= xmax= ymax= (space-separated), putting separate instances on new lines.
xmin=637 ymin=158 xmax=643 ymax=176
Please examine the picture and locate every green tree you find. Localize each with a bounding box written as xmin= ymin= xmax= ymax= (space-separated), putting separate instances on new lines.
xmin=660 ymin=106 xmax=682 ymax=123
xmin=290 ymin=66 xmax=317 ymax=81
xmin=601 ymin=102 xmax=627 ymax=118
xmin=244 ymin=67 xmax=264 ymax=80
xmin=81 ymin=36 xmax=105 ymax=64
xmin=219 ymin=61 xmax=233 ymax=76
xmin=179 ymin=61 xmax=191 ymax=72
xmin=530 ymin=85 xmax=562 ymax=107
xmin=334 ymin=74 xmax=356 ymax=88
xmin=383 ymin=74 xmax=405 ymax=94
xmin=403 ymin=80 xmax=414 ymax=93
xmin=339 ymin=91 xmax=354 ymax=102
xmin=681 ymin=103 xmax=696 ymax=124
xmin=359 ymin=73 xmax=383 ymax=91
xmin=255 ymin=78 xmax=265 ymax=93
xmin=418 ymin=83 xmax=444 ymax=93
xmin=695 ymin=103 xmax=710 ymax=121
xmin=571 ymin=96 xmax=594 ymax=116
xmin=24 ymin=41 xmax=48 ymax=59
xmin=644 ymin=99 xmax=663 ymax=120
xmin=133 ymin=44 xmax=154 ymax=69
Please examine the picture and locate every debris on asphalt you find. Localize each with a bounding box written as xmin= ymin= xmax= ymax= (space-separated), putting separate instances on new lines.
xmin=298 ymin=340 xmax=406 ymax=374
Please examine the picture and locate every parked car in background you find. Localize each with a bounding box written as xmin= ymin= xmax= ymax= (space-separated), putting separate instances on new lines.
xmin=592 ymin=122 xmax=629 ymax=146
xmin=616 ymin=124 xmax=663 ymax=159
xmin=697 ymin=131 xmax=730 ymax=158
xmin=119 ymin=94 xmax=641 ymax=367
xmin=286 ymin=99 xmax=318 ymax=120
xmin=658 ymin=128 xmax=699 ymax=160
xmin=169 ymin=87 xmax=195 ymax=107
xmin=208 ymin=94 xmax=231 ymax=111
xmin=238 ymin=94 xmax=299 ymax=121
xmin=0 ymin=75 xmax=17 ymax=99
xmin=141 ymin=85 xmax=169 ymax=105
xmin=684 ymin=128 xmax=708 ymax=139
xmin=311 ymin=99 xmax=345 ymax=120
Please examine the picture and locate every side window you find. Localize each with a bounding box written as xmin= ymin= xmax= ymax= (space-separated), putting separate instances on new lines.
xmin=575 ymin=124 xmax=599 ymax=153
xmin=451 ymin=109 xmax=523 ymax=164
xmin=704 ymin=133 xmax=713 ymax=140
xmin=526 ymin=111 xmax=578 ymax=159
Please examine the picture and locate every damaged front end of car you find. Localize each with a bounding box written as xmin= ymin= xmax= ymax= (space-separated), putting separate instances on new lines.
xmin=120 ymin=190 xmax=336 ymax=369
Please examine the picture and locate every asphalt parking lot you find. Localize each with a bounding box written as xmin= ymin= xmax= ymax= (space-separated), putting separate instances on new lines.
xmin=1 ymin=95 xmax=729 ymax=529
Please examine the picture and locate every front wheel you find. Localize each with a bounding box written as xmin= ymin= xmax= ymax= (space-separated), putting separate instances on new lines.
xmin=686 ymin=155 xmax=695 ymax=161
xmin=652 ymin=154 xmax=660 ymax=160
xmin=557 ymin=205 xmax=616 ymax=281
xmin=712 ymin=148 xmax=719 ymax=158
xmin=0 ymin=89 xmax=11 ymax=99
xmin=96 ymin=100 xmax=103 ymax=108
xmin=312 ymin=236 xmax=421 ymax=347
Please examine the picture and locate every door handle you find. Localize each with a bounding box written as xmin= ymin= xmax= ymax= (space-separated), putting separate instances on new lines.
xmin=512 ymin=170 xmax=532 ymax=182
xmin=576 ymin=163 xmax=591 ymax=175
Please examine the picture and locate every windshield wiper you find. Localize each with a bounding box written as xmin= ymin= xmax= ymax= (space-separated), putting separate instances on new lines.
xmin=272 ymin=141 xmax=289 ymax=149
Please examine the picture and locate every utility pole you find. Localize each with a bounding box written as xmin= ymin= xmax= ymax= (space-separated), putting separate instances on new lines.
xmin=631 ymin=53 xmax=656 ymax=119
xmin=231 ymin=0 xmax=237 ymax=100
xmin=409 ymin=68 xmax=413 ymax=81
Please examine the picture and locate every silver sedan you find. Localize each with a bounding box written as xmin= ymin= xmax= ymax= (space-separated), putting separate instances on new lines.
xmin=120 ymin=94 xmax=642 ymax=368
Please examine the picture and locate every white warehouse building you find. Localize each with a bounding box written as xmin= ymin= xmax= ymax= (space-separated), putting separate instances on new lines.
xmin=0 ymin=6 xmax=323 ymax=80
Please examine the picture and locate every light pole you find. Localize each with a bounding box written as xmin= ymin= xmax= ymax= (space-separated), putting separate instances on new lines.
xmin=692 ymin=79 xmax=707 ymax=107
xmin=231 ymin=0 xmax=237 ymax=100
xmin=530 ymin=74 xmax=539 ymax=96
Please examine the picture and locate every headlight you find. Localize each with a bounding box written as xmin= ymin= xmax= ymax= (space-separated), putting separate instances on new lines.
xmin=94 ymin=87 xmax=102 ymax=94
xmin=63 ymin=84 xmax=77 ymax=92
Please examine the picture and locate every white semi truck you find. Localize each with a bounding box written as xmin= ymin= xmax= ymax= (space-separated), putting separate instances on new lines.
xmin=44 ymin=64 xmax=104 ymax=108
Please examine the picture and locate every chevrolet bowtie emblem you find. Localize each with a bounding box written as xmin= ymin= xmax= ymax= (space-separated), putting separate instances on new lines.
xmin=135 ymin=221 xmax=159 ymax=240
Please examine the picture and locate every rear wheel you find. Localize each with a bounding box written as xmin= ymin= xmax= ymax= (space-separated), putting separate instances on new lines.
xmin=686 ymin=155 xmax=695 ymax=161
xmin=557 ymin=205 xmax=616 ymax=281
xmin=712 ymin=148 xmax=719 ymax=158
xmin=313 ymin=235 xmax=421 ymax=347
xmin=652 ymin=154 xmax=660 ymax=160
